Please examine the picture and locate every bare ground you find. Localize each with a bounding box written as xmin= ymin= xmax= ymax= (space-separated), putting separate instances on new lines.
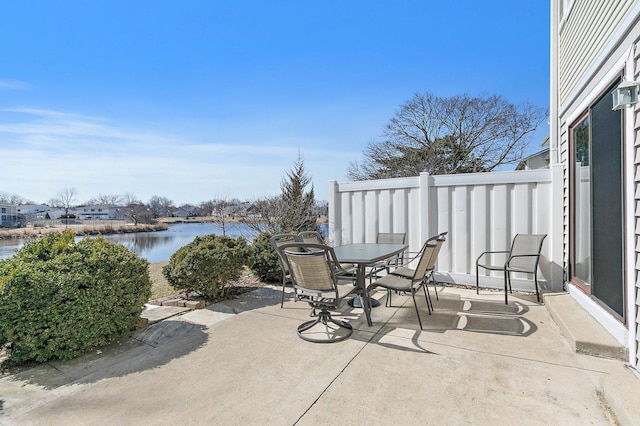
xmin=147 ymin=261 xmax=267 ymax=303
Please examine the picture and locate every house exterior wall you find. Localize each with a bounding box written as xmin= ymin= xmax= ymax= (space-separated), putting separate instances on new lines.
xmin=328 ymin=169 xmax=562 ymax=292
xmin=552 ymin=0 xmax=640 ymax=366
xmin=0 ymin=204 xmax=18 ymax=227
xmin=558 ymin=0 xmax=633 ymax=105
xmin=77 ymin=205 xmax=118 ymax=220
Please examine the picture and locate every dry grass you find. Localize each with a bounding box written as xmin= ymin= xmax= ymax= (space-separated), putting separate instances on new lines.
xmin=146 ymin=262 xmax=265 ymax=302
xmin=148 ymin=261 xmax=174 ymax=300
xmin=0 ymin=223 xmax=168 ymax=240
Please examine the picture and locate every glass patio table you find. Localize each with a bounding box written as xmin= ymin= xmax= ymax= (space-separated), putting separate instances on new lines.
xmin=332 ymin=243 xmax=408 ymax=327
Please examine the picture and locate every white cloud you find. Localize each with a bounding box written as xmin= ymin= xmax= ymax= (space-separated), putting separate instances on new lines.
xmin=0 ymin=80 xmax=31 ymax=91
xmin=0 ymin=108 xmax=355 ymax=204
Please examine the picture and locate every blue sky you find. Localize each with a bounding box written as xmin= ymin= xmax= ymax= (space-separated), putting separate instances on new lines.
xmin=0 ymin=1 xmax=550 ymax=205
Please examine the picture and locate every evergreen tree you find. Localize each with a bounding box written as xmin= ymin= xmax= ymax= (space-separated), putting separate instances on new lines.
xmin=279 ymin=154 xmax=317 ymax=232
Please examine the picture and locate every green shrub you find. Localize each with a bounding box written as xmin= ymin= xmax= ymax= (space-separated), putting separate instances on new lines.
xmin=162 ymin=234 xmax=248 ymax=299
xmin=249 ymin=232 xmax=282 ymax=283
xmin=0 ymin=231 xmax=151 ymax=364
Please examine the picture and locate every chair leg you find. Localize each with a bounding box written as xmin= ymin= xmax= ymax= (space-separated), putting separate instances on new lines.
xmin=534 ymin=271 xmax=541 ymax=302
xmin=504 ymin=269 xmax=509 ymax=305
xmin=280 ymin=277 xmax=286 ymax=308
xmin=411 ymin=288 xmax=424 ymax=330
xmin=429 ymin=273 xmax=439 ymax=301
xmin=422 ymin=283 xmax=432 ymax=314
xmin=297 ymin=310 xmax=353 ymax=343
xmin=476 ymin=263 xmax=480 ymax=295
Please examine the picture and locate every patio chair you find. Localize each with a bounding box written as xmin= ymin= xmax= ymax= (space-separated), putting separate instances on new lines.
xmin=297 ymin=230 xmax=325 ymax=244
xmin=281 ymin=242 xmax=361 ymax=343
xmin=369 ymin=232 xmax=447 ymax=329
xmin=475 ymin=234 xmax=547 ymax=304
xmin=298 ymin=230 xmax=357 ymax=280
xmin=367 ymin=232 xmax=407 ymax=283
xmin=270 ymin=233 xmax=303 ymax=308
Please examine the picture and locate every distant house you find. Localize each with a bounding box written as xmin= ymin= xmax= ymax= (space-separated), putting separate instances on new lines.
xmin=0 ymin=204 xmax=18 ymax=227
xmin=171 ymin=207 xmax=193 ymax=218
xmin=46 ymin=209 xmax=69 ymax=220
xmin=17 ymin=204 xmax=51 ymax=221
xmin=77 ymin=205 xmax=119 ymax=220
xmin=516 ymin=137 xmax=550 ymax=170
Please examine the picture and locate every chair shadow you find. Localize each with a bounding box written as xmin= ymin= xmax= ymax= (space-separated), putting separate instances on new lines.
xmin=369 ymin=327 xmax=438 ymax=354
xmin=426 ymin=289 xmax=538 ymax=336
xmin=350 ymin=290 xmax=539 ymax=353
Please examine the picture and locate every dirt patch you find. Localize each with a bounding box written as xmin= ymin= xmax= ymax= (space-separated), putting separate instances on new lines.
xmin=148 ymin=261 xmax=173 ymax=300
xmin=147 ymin=262 xmax=269 ymax=304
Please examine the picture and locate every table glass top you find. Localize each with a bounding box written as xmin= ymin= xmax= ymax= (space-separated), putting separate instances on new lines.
xmin=332 ymin=243 xmax=408 ymax=264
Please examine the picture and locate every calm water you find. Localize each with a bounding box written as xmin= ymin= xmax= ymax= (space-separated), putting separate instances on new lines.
xmin=0 ymin=222 xmax=329 ymax=262
xmin=0 ymin=222 xmax=253 ymax=263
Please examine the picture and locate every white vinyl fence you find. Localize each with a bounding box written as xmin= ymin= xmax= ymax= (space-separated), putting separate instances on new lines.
xmin=328 ymin=168 xmax=563 ymax=292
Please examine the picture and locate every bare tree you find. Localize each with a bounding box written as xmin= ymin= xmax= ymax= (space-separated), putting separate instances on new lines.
xmin=148 ymin=195 xmax=175 ymax=219
xmin=124 ymin=202 xmax=153 ymax=225
xmin=0 ymin=192 xmax=26 ymax=204
xmin=200 ymin=197 xmax=241 ymax=236
xmin=348 ymin=92 xmax=547 ymax=180
xmin=49 ymin=187 xmax=78 ymax=226
xmin=315 ymin=200 xmax=328 ymax=218
xmin=118 ymin=193 xmax=153 ymax=225
xmin=122 ymin=192 xmax=139 ymax=206
xmin=86 ymin=193 xmax=122 ymax=206
xmin=238 ymin=195 xmax=285 ymax=236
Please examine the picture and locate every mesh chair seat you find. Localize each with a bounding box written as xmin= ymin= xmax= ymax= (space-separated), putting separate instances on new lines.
xmin=297 ymin=230 xmax=357 ymax=279
xmin=296 ymin=283 xmax=356 ymax=300
xmin=270 ymin=233 xmax=303 ymax=308
xmin=390 ymin=266 xmax=413 ymax=278
xmin=367 ymin=232 xmax=407 ymax=282
xmin=282 ymin=242 xmax=361 ymax=343
xmin=476 ymin=234 xmax=547 ymax=304
xmin=370 ymin=232 xmax=447 ymax=330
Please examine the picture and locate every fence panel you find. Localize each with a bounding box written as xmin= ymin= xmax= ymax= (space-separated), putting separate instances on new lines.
xmin=329 ymin=169 xmax=555 ymax=291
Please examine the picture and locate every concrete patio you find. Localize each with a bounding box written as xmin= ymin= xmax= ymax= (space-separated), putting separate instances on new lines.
xmin=1 ymin=285 xmax=638 ymax=425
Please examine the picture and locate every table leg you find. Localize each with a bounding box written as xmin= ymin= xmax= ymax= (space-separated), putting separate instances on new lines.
xmin=359 ymin=264 xmax=373 ymax=327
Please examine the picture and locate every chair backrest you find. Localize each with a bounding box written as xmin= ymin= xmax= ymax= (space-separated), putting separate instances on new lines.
xmin=298 ymin=230 xmax=325 ymax=244
xmin=509 ymin=234 xmax=547 ymax=272
xmin=376 ymin=232 xmax=407 ymax=244
xmin=269 ymin=233 xmax=302 ymax=274
xmin=281 ymin=242 xmax=339 ymax=296
xmin=413 ymin=232 xmax=448 ymax=280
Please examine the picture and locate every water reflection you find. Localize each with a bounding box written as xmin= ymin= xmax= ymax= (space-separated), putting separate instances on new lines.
xmin=99 ymin=222 xmax=251 ymax=262
xmin=0 ymin=222 xmax=328 ymax=263
xmin=0 ymin=223 xmax=245 ymax=263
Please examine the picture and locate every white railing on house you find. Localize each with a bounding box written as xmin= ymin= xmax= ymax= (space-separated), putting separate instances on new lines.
xmin=328 ymin=168 xmax=563 ymax=292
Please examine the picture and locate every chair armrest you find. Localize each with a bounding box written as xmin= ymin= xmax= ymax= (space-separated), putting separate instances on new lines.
xmin=505 ymin=253 xmax=542 ymax=267
xmin=476 ymin=250 xmax=509 ymax=264
xmin=394 ymin=250 xmax=421 ymax=267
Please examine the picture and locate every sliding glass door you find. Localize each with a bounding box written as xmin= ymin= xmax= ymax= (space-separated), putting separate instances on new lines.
xmin=570 ymin=80 xmax=625 ymax=319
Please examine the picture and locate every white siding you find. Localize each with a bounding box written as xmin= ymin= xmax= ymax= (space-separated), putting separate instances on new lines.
xmin=559 ymin=0 xmax=633 ymax=104
xmin=634 ymin=44 xmax=640 ymax=367
xmin=555 ymin=0 xmax=640 ymax=364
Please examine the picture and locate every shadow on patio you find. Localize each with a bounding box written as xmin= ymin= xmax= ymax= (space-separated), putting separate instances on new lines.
xmin=0 ymin=284 xmax=627 ymax=424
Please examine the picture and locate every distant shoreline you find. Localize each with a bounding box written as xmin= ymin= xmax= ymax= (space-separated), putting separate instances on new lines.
xmin=157 ymin=216 xmax=329 ymax=225
xmin=0 ymin=223 xmax=168 ymax=240
xmin=0 ymin=215 xmax=328 ymax=240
